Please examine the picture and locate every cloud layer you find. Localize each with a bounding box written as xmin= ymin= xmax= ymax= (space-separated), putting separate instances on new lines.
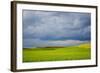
xmin=23 ymin=10 xmax=91 ymax=48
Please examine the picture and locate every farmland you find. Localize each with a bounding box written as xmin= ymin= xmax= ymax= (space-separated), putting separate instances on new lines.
xmin=23 ymin=43 xmax=91 ymax=62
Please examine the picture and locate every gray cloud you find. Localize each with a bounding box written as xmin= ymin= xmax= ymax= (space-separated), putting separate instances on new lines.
xmin=23 ymin=10 xmax=91 ymax=48
xmin=23 ymin=38 xmax=89 ymax=48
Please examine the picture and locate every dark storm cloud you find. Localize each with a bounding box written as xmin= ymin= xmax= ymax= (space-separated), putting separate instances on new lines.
xmin=23 ymin=10 xmax=91 ymax=48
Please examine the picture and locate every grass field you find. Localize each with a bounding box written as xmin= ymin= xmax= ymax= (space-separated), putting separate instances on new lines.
xmin=23 ymin=43 xmax=91 ymax=62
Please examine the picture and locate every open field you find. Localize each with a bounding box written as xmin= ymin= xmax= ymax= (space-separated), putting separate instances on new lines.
xmin=23 ymin=43 xmax=91 ymax=62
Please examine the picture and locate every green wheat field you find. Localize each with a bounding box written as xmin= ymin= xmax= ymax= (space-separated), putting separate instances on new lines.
xmin=23 ymin=43 xmax=91 ymax=62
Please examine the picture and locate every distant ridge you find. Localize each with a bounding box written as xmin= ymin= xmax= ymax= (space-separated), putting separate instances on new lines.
xmin=42 ymin=46 xmax=65 ymax=48
xmin=77 ymin=43 xmax=91 ymax=48
xmin=23 ymin=42 xmax=91 ymax=49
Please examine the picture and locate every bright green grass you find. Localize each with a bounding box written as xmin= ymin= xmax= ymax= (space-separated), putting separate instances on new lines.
xmin=23 ymin=43 xmax=91 ymax=62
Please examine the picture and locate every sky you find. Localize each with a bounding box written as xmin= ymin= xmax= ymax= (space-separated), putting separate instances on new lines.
xmin=23 ymin=10 xmax=91 ymax=48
